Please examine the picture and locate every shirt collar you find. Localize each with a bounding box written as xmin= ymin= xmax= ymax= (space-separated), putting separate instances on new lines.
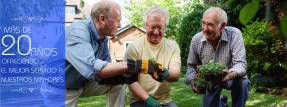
xmin=88 ymin=17 xmax=107 ymax=42
xmin=199 ymin=28 xmax=229 ymax=43
xmin=144 ymin=35 xmax=164 ymax=47
xmin=221 ymin=28 xmax=229 ymax=42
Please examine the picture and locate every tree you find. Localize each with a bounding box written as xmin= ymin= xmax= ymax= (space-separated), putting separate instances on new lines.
xmin=123 ymin=0 xmax=197 ymax=39
xmin=177 ymin=4 xmax=207 ymax=67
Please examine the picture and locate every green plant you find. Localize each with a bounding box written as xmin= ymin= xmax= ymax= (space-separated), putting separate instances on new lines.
xmin=194 ymin=60 xmax=227 ymax=90
xmin=198 ymin=60 xmax=227 ymax=75
xmin=194 ymin=75 xmax=212 ymax=90
xmin=242 ymin=20 xmax=287 ymax=87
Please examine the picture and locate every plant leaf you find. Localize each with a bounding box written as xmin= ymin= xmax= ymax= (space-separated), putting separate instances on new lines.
xmin=239 ymin=1 xmax=259 ymax=25
xmin=283 ymin=64 xmax=287 ymax=70
xmin=280 ymin=16 xmax=287 ymax=39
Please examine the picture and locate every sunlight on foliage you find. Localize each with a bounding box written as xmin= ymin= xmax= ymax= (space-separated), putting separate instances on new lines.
xmin=239 ymin=1 xmax=259 ymax=25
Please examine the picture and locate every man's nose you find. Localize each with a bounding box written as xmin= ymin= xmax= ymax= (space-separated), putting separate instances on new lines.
xmin=202 ymin=25 xmax=208 ymax=31
xmin=153 ymin=28 xmax=159 ymax=34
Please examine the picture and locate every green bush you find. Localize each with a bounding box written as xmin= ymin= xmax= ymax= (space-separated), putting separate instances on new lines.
xmin=242 ymin=20 xmax=287 ymax=87
xmin=177 ymin=5 xmax=206 ymax=68
xmin=180 ymin=66 xmax=188 ymax=78
xmin=249 ymin=73 xmax=276 ymax=92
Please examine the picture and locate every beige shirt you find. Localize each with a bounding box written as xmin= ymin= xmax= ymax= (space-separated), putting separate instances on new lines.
xmin=124 ymin=35 xmax=181 ymax=104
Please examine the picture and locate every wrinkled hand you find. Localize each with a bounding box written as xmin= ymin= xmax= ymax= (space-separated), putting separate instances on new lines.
xmin=190 ymin=80 xmax=200 ymax=94
xmin=145 ymin=96 xmax=162 ymax=107
xmin=196 ymin=65 xmax=201 ymax=71
xmin=220 ymin=69 xmax=233 ymax=84
xmin=127 ymin=59 xmax=159 ymax=79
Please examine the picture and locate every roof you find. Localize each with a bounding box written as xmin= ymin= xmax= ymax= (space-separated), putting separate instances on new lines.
xmin=116 ymin=24 xmax=146 ymax=35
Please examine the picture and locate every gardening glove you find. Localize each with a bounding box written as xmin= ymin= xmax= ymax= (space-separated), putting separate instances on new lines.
xmin=152 ymin=62 xmax=169 ymax=82
xmin=127 ymin=59 xmax=158 ymax=79
xmin=155 ymin=67 xmax=169 ymax=82
xmin=145 ymin=96 xmax=162 ymax=107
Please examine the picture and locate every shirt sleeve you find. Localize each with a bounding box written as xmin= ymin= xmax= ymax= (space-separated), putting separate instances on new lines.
xmin=184 ymin=37 xmax=200 ymax=85
xmin=228 ymin=29 xmax=247 ymax=77
xmin=171 ymin=42 xmax=181 ymax=63
xmin=66 ymin=27 xmax=107 ymax=81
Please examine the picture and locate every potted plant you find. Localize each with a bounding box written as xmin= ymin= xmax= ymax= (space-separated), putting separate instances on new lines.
xmin=198 ymin=60 xmax=227 ymax=82
xmin=194 ymin=74 xmax=213 ymax=94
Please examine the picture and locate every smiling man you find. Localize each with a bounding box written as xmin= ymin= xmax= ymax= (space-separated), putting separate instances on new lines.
xmin=124 ymin=5 xmax=181 ymax=107
xmin=184 ymin=7 xmax=250 ymax=107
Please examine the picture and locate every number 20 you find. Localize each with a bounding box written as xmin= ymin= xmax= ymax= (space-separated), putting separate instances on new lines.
xmin=1 ymin=35 xmax=31 ymax=55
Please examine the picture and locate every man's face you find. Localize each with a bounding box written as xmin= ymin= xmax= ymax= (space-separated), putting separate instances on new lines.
xmin=144 ymin=16 xmax=166 ymax=44
xmin=105 ymin=7 xmax=122 ymax=36
xmin=201 ymin=11 xmax=223 ymax=42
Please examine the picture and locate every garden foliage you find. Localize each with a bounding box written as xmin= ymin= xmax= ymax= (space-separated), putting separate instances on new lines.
xmin=177 ymin=5 xmax=206 ymax=73
xmin=242 ymin=20 xmax=287 ymax=87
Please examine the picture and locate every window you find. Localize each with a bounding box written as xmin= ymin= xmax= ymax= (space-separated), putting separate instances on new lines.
xmin=65 ymin=6 xmax=75 ymax=15
xmin=54 ymin=26 xmax=58 ymax=36
xmin=54 ymin=25 xmax=64 ymax=36
xmin=124 ymin=41 xmax=131 ymax=52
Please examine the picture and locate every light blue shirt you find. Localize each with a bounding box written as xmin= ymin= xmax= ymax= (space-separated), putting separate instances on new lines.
xmin=65 ymin=18 xmax=111 ymax=88
xmin=184 ymin=27 xmax=247 ymax=85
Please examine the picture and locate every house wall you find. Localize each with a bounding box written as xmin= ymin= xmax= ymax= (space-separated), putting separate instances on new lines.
xmin=109 ymin=26 xmax=145 ymax=62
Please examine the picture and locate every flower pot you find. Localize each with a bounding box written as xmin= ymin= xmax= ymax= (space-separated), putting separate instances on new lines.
xmin=204 ymin=73 xmax=214 ymax=81
xmin=204 ymin=72 xmax=227 ymax=82
xmin=213 ymin=72 xmax=227 ymax=81
xmin=198 ymin=87 xmax=206 ymax=94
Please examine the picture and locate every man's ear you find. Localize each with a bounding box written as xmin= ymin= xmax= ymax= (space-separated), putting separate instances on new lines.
xmin=220 ymin=22 xmax=226 ymax=31
xmin=98 ymin=14 xmax=106 ymax=25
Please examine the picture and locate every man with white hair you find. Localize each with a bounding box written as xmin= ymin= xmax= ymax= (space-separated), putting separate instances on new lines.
xmin=184 ymin=7 xmax=250 ymax=107
xmin=124 ymin=5 xmax=181 ymax=107
xmin=42 ymin=1 xmax=164 ymax=107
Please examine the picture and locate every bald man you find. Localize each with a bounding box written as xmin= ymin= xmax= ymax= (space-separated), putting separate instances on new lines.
xmin=42 ymin=0 xmax=128 ymax=107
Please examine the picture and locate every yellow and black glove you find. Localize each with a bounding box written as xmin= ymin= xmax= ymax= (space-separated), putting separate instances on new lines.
xmin=152 ymin=62 xmax=169 ymax=82
xmin=127 ymin=59 xmax=158 ymax=79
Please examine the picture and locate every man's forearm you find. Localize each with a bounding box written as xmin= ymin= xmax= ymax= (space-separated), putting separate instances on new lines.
xmin=96 ymin=62 xmax=128 ymax=78
xmin=128 ymin=82 xmax=149 ymax=101
xmin=165 ymin=62 xmax=181 ymax=82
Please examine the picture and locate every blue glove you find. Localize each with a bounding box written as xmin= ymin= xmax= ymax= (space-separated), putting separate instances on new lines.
xmin=145 ymin=96 xmax=162 ymax=107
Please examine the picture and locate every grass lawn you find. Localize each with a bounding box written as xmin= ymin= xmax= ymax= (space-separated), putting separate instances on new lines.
xmin=78 ymin=78 xmax=287 ymax=107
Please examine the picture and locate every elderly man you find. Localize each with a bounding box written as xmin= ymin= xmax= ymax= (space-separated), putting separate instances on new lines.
xmin=124 ymin=5 xmax=181 ymax=107
xmin=184 ymin=7 xmax=250 ymax=107
xmin=42 ymin=1 xmax=162 ymax=107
